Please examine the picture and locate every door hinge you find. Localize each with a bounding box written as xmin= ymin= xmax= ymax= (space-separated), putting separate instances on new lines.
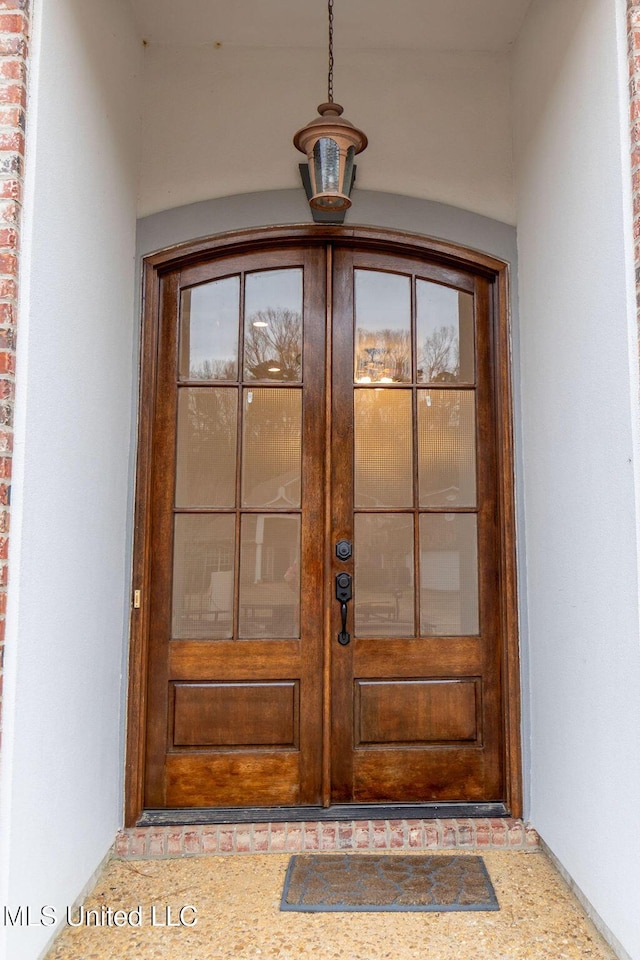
xmin=133 ymin=589 xmax=141 ymax=609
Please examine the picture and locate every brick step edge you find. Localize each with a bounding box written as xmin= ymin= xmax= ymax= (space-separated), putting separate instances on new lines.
xmin=114 ymin=818 xmax=539 ymax=859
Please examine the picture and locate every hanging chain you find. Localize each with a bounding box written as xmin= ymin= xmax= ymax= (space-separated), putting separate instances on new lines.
xmin=327 ymin=0 xmax=334 ymax=103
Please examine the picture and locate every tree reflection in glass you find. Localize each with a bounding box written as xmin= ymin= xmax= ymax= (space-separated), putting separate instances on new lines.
xmin=244 ymin=308 xmax=302 ymax=381
xmin=244 ymin=269 xmax=303 ymax=381
xmin=416 ymin=281 xmax=474 ymax=383
xmin=354 ymin=270 xmax=411 ymax=383
xmin=180 ymin=276 xmax=240 ymax=381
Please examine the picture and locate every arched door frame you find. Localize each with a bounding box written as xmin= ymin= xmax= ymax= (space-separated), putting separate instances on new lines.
xmin=125 ymin=224 xmax=520 ymax=826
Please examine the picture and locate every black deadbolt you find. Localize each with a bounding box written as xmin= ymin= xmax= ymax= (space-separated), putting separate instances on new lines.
xmin=335 ymin=539 xmax=352 ymax=561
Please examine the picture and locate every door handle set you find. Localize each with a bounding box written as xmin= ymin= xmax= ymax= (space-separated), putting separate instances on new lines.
xmin=335 ymin=572 xmax=352 ymax=645
xmin=335 ymin=540 xmax=353 ymax=645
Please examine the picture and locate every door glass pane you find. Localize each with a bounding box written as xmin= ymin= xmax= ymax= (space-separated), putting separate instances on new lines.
xmin=419 ymin=514 xmax=478 ymax=635
xmin=418 ymin=390 xmax=476 ymax=508
xmin=180 ymin=276 xmax=240 ymax=381
xmin=176 ymin=388 xmax=237 ymax=508
xmin=354 ymin=389 xmax=413 ymax=507
xmin=244 ymin=269 xmax=303 ymax=381
xmin=241 ymin=388 xmax=302 ymax=508
xmin=239 ymin=515 xmax=300 ymax=638
xmin=354 ymin=515 xmax=414 ymax=637
xmin=354 ymin=270 xmax=411 ymax=383
xmin=172 ymin=515 xmax=235 ymax=639
xmin=416 ymin=281 xmax=474 ymax=383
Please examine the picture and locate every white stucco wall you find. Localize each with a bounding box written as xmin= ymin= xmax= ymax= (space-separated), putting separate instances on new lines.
xmin=138 ymin=43 xmax=514 ymax=224
xmin=0 ymin=0 xmax=141 ymax=958
xmin=513 ymin=0 xmax=640 ymax=957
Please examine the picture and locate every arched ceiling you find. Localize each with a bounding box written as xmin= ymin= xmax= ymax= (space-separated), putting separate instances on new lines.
xmin=128 ymin=0 xmax=532 ymax=52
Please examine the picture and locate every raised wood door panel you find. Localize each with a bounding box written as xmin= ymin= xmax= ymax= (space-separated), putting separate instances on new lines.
xmin=330 ymin=248 xmax=503 ymax=803
xmin=144 ymin=247 xmax=326 ymax=808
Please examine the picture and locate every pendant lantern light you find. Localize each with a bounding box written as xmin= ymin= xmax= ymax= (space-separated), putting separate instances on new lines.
xmin=293 ymin=0 xmax=368 ymax=222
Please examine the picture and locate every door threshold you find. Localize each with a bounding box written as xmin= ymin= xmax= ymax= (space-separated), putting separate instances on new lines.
xmin=138 ymin=802 xmax=508 ymax=827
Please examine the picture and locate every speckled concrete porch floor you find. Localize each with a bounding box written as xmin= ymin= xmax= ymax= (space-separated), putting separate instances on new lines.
xmin=44 ymin=850 xmax=618 ymax=960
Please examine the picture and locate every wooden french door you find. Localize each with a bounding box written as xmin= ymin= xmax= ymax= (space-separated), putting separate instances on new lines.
xmin=330 ymin=248 xmax=502 ymax=802
xmin=135 ymin=234 xmax=516 ymax=814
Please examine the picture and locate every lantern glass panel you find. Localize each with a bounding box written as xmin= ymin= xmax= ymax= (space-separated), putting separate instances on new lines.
xmin=342 ymin=145 xmax=356 ymax=194
xmin=313 ymin=137 xmax=340 ymax=194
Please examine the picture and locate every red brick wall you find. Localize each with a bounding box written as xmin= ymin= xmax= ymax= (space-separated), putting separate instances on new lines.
xmin=630 ymin=3 xmax=640 ymax=273
xmin=0 ymin=0 xmax=29 ymax=751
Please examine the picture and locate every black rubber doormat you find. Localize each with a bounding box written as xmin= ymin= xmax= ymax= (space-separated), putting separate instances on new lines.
xmin=280 ymin=854 xmax=499 ymax=912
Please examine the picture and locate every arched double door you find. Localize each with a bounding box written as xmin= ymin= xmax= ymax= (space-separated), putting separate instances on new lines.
xmin=127 ymin=228 xmax=520 ymax=821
